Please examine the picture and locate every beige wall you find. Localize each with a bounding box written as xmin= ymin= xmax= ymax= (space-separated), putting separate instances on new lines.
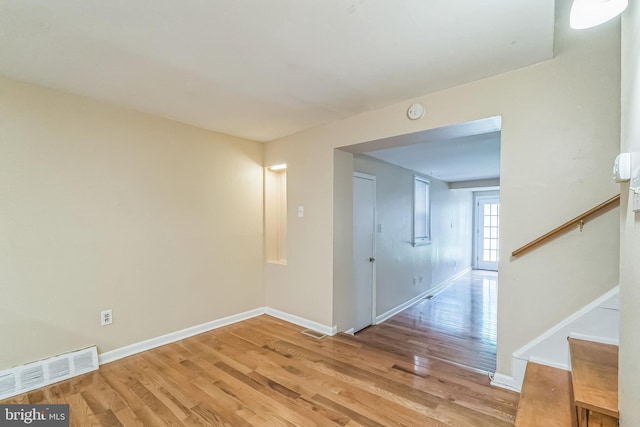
xmin=353 ymin=154 xmax=473 ymax=317
xmin=263 ymin=138 xmax=336 ymax=326
xmin=619 ymin=1 xmax=640 ymax=424
xmin=0 ymin=77 xmax=264 ymax=370
xmin=332 ymin=149 xmax=355 ymax=331
xmin=264 ymin=0 xmax=620 ymax=375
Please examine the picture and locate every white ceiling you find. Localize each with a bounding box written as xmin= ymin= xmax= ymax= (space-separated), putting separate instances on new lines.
xmin=0 ymin=1 xmax=555 ymax=142
xmin=367 ymin=131 xmax=501 ymax=183
xmin=353 ymin=117 xmax=501 ymax=183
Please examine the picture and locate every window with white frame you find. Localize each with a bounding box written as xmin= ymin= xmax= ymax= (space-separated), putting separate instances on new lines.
xmin=413 ymin=176 xmax=431 ymax=246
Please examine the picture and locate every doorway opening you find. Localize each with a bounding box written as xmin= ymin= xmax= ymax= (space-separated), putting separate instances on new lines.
xmin=336 ymin=116 xmax=502 ymax=372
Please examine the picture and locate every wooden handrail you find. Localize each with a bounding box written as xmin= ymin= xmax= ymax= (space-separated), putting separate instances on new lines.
xmin=512 ymin=194 xmax=620 ymax=258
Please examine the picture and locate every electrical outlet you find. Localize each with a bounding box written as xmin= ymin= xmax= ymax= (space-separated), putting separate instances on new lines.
xmin=100 ymin=309 xmax=113 ymax=326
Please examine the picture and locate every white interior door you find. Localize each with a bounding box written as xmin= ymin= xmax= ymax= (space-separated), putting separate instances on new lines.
xmin=353 ymin=173 xmax=376 ymax=332
xmin=476 ymin=196 xmax=500 ymax=271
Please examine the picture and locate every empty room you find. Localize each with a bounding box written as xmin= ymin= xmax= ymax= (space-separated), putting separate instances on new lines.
xmin=1 ymin=0 xmax=638 ymax=426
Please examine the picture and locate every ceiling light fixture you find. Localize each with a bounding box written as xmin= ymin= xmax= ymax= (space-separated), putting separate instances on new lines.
xmin=570 ymin=0 xmax=628 ymax=29
xmin=268 ymin=163 xmax=287 ymax=171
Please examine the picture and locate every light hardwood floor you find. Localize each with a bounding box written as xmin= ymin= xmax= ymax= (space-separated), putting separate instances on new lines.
xmin=2 ymin=273 xmax=516 ymax=426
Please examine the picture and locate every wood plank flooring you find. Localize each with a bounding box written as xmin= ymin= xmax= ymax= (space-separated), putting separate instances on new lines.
xmin=1 ymin=311 xmax=517 ymax=426
xmin=514 ymin=362 xmax=576 ymax=427
xmin=356 ymin=270 xmax=498 ymax=373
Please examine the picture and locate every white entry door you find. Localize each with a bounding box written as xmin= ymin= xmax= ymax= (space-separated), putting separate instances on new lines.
xmin=353 ymin=173 xmax=376 ymax=332
xmin=476 ymin=196 xmax=500 ymax=271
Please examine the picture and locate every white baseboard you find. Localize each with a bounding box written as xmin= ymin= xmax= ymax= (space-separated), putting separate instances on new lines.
xmin=99 ymin=269 xmax=470 ymax=366
xmin=569 ymin=332 xmax=619 ymax=346
xmin=99 ymin=306 xmax=337 ymax=365
xmin=99 ymin=308 xmax=265 ymax=365
xmin=375 ymin=267 xmax=471 ymax=324
xmin=513 ymin=285 xmax=619 ymax=358
xmin=490 ymin=373 xmax=520 ymax=392
xmin=343 ymin=328 xmax=355 ymax=335
xmin=265 ymin=308 xmax=337 ymax=336
xmin=504 ymin=286 xmax=620 ymax=393
xmin=528 ymin=356 xmax=569 ymax=372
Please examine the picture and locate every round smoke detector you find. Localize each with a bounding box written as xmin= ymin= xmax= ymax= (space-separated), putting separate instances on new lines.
xmin=407 ymin=103 xmax=425 ymax=120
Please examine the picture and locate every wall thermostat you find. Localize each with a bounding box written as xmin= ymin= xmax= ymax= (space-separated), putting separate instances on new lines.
xmin=407 ymin=103 xmax=425 ymax=120
xmin=613 ymin=153 xmax=631 ymax=182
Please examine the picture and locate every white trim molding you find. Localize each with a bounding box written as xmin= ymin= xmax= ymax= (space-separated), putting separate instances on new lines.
xmin=99 ymin=307 xmax=337 ymax=365
xmin=490 ymin=373 xmax=520 ymax=392
xmin=512 ymin=285 xmax=619 ymax=358
xmin=499 ymin=285 xmax=620 ymax=392
xmin=265 ymin=308 xmax=337 ymax=336
xmin=99 ymin=308 xmax=265 ymax=365
xmin=568 ymin=332 xmax=619 ymax=346
xmin=375 ymin=267 xmax=471 ymax=324
xmin=528 ymin=356 xmax=570 ymax=372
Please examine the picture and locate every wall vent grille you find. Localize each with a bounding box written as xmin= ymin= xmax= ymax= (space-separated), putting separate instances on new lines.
xmin=0 ymin=346 xmax=98 ymax=400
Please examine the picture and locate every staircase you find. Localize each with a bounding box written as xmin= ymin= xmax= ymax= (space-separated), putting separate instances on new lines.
xmin=515 ymin=338 xmax=619 ymax=427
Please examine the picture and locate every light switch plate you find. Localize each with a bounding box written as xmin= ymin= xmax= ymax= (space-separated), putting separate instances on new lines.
xmin=632 ymin=167 xmax=640 ymax=212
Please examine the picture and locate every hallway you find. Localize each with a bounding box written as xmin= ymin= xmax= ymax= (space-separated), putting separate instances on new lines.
xmin=355 ymin=270 xmax=498 ymax=372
